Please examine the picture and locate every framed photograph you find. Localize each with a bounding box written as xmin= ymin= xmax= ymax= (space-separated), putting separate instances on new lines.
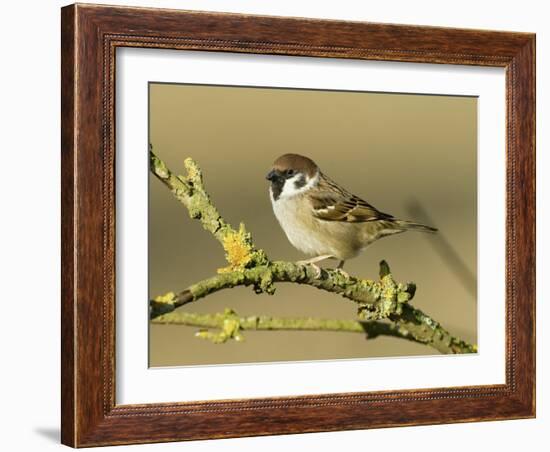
xmin=61 ymin=3 xmax=535 ymax=447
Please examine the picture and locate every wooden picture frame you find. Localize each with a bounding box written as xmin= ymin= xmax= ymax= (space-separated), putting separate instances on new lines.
xmin=61 ymin=3 xmax=535 ymax=447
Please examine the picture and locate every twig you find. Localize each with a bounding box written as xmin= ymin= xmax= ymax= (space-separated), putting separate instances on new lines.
xmin=152 ymin=308 xmax=472 ymax=354
xmin=153 ymin=308 xmax=413 ymax=344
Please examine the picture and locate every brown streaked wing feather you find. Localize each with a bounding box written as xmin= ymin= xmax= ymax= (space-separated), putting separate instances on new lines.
xmin=311 ymin=173 xmax=394 ymax=223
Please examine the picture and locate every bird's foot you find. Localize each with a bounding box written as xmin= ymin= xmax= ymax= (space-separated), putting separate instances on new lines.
xmin=296 ymin=260 xmax=323 ymax=278
xmin=296 ymin=255 xmax=335 ymax=278
xmin=333 ymin=260 xmax=350 ymax=279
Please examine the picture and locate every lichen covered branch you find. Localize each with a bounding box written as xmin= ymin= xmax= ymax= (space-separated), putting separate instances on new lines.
xmin=152 ymin=308 xmax=427 ymax=348
xmin=149 ymin=148 xmax=476 ymax=354
xmin=149 ymin=260 xmax=415 ymax=320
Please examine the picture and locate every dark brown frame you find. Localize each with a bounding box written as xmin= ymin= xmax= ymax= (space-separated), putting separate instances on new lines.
xmin=61 ymin=3 xmax=535 ymax=447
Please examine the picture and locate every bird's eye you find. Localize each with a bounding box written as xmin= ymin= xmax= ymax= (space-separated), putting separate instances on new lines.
xmin=286 ymin=169 xmax=295 ymax=177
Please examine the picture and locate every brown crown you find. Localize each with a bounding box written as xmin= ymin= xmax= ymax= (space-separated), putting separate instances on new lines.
xmin=271 ymin=153 xmax=319 ymax=178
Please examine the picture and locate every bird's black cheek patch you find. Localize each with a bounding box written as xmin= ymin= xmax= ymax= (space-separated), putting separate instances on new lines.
xmin=271 ymin=180 xmax=284 ymax=201
xmin=294 ymin=175 xmax=307 ymax=190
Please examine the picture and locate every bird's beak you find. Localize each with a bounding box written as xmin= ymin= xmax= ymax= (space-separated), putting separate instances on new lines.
xmin=266 ymin=170 xmax=280 ymax=181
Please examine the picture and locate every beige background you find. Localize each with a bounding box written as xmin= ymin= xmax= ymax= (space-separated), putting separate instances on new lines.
xmin=148 ymin=82 xmax=477 ymax=367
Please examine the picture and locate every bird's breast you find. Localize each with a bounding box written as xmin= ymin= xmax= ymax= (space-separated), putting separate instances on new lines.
xmin=270 ymin=195 xmax=362 ymax=259
xmin=271 ymin=196 xmax=319 ymax=256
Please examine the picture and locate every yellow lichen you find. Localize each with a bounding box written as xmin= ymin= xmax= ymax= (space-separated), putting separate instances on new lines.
xmin=154 ymin=291 xmax=176 ymax=304
xmin=380 ymin=275 xmax=397 ymax=300
xmin=218 ymin=224 xmax=253 ymax=273
xmin=184 ymin=158 xmax=201 ymax=182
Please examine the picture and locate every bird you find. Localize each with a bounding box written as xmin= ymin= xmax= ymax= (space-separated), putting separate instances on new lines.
xmin=266 ymin=153 xmax=437 ymax=275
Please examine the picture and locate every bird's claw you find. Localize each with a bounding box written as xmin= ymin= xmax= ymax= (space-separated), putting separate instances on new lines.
xmin=296 ymin=260 xmax=323 ymax=278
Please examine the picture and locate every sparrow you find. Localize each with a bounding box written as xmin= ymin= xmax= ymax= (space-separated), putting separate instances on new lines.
xmin=266 ymin=153 xmax=437 ymax=274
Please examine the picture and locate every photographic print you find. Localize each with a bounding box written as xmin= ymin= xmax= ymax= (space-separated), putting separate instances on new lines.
xmin=148 ymin=82 xmax=478 ymax=367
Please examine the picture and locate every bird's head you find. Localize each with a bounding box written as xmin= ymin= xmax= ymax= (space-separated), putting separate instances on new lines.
xmin=266 ymin=153 xmax=320 ymax=201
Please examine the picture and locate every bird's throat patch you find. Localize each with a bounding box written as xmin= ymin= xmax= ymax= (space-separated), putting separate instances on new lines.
xmin=270 ymin=179 xmax=284 ymax=201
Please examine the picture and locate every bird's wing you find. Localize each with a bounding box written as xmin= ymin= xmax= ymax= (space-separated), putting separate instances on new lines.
xmin=311 ymin=174 xmax=394 ymax=223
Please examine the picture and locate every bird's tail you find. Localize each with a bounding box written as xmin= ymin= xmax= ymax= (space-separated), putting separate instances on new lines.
xmin=394 ymin=220 xmax=438 ymax=233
